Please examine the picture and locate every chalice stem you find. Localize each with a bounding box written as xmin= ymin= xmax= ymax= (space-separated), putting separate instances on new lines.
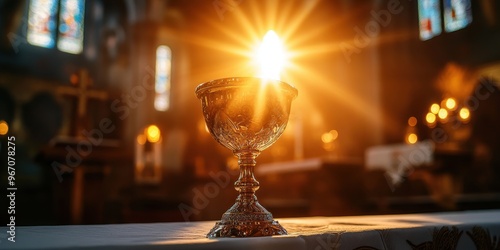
xmin=234 ymin=150 xmax=260 ymax=200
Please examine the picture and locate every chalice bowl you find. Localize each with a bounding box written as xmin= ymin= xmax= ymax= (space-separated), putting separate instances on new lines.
xmin=195 ymin=77 xmax=298 ymax=238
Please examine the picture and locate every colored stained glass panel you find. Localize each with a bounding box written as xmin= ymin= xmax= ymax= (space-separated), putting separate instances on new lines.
xmin=418 ymin=0 xmax=442 ymax=40
xmin=443 ymin=0 xmax=472 ymax=32
xmin=27 ymin=0 xmax=58 ymax=48
xmin=57 ymin=0 xmax=85 ymax=54
xmin=155 ymin=45 xmax=172 ymax=112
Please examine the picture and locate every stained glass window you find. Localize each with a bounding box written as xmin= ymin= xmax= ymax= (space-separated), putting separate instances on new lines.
xmin=27 ymin=0 xmax=58 ymax=48
xmin=443 ymin=0 xmax=472 ymax=33
xmin=57 ymin=0 xmax=85 ymax=54
xmin=27 ymin=0 xmax=85 ymax=53
xmin=155 ymin=45 xmax=172 ymax=112
xmin=418 ymin=0 xmax=442 ymax=41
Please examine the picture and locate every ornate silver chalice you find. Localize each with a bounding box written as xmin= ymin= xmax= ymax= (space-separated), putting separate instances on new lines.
xmin=195 ymin=77 xmax=298 ymax=238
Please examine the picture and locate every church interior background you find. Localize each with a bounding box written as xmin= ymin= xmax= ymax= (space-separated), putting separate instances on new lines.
xmin=0 ymin=0 xmax=500 ymax=225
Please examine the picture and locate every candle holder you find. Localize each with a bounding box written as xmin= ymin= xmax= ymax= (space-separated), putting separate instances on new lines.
xmin=195 ymin=77 xmax=297 ymax=238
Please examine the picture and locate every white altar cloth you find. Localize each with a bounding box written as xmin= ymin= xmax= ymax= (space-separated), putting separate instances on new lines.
xmin=2 ymin=210 xmax=500 ymax=250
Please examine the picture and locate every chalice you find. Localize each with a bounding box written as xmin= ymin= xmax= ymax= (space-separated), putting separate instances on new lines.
xmin=195 ymin=77 xmax=298 ymax=238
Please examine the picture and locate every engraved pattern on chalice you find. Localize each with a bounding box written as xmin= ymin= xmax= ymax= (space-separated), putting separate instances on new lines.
xmin=195 ymin=77 xmax=297 ymax=238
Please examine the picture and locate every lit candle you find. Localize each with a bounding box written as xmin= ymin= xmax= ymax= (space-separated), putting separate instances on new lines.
xmin=135 ymin=125 xmax=162 ymax=184
xmin=0 ymin=120 xmax=8 ymax=135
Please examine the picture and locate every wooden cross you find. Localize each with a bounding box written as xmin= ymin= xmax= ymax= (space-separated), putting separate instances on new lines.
xmin=57 ymin=69 xmax=109 ymax=136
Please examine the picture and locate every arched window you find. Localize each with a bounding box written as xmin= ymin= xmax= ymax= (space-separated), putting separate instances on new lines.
xmin=154 ymin=45 xmax=172 ymax=112
xmin=27 ymin=0 xmax=59 ymax=48
xmin=443 ymin=0 xmax=472 ymax=33
xmin=27 ymin=0 xmax=85 ymax=54
xmin=57 ymin=0 xmax=85 ymax=54
xmin=418 ymin=0 xmax=442 ymax=41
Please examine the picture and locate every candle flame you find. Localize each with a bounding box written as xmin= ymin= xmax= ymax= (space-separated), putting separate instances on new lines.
xmin=459 ymin=107 xmax=470 ymax=121
xmin=146 ymin=125 xmax=161 ymax=143
xmin=426 ymin=112 xmax=436 ymax=124
xmin=258 ymin=30 xmax=285 ymax=80
xmin=430 ymin=103 xmax=440 ymax=114
xmin=407 ymin=133 xmax=418 ymax=144
xmin=0 ymin=120 xmax=8 ymax=135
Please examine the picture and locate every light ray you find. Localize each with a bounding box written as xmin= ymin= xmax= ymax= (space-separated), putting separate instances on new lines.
xmin=185 ymin=1 xmax=407 ymax=132
xmin=286 ymin=63 xmax=383 ymax=126
xmin=280 ymin=0 xmax=320 ymax=41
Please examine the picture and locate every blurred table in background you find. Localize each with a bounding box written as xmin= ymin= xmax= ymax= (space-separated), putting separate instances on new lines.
xmin=256 ymin=157 xmax=365 ymax=217
xmin=256 ymin=142 xmax=498 ymax=217
xmin=364 ymin=141 xmax=500 ymax=213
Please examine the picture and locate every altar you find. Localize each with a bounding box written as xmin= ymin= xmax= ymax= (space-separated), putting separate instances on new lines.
xmin=4 ymin=210 xmax=500 ymax=249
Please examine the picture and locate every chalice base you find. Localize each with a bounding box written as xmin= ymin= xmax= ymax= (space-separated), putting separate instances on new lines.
xmin=207 ymin=219 xmax=287 ymax=238
xmin=206 ymin=199 xmax=287 ymax=238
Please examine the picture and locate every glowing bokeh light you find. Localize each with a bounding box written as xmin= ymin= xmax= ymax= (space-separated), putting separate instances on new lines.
xmin=329 ymin=130 xmax=339 ymax=141
xmin=459 ymin=107 xmax=470 ymax=121
xmin=321 ymin=130 xmax=338 ymax=143
xmin=426 ymin=112 xmax=436 ymax=124
xmin=438 ymin=108 xmax=448 ymax=120
xmin=137 ymin=134 xmax=146 ymax=145
xmin=407 ymin=133 xmax=418 ymax=144
xmin=70 ymin=74 xmax=78 ymax=85
xmin=408 ymin=116 xmax=417 ymax=127
xmin=321 ymin=132 xmax=332 ymax=143
xmin=445 ymin=97 xmax=457 ymax=110
xmin=430 ymin=103 xmax=440 ymax=114
xmin=0 ymin=120 xmax=8 ymax=135
xmin=146 ymin=125 xmax=161 ymax=143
